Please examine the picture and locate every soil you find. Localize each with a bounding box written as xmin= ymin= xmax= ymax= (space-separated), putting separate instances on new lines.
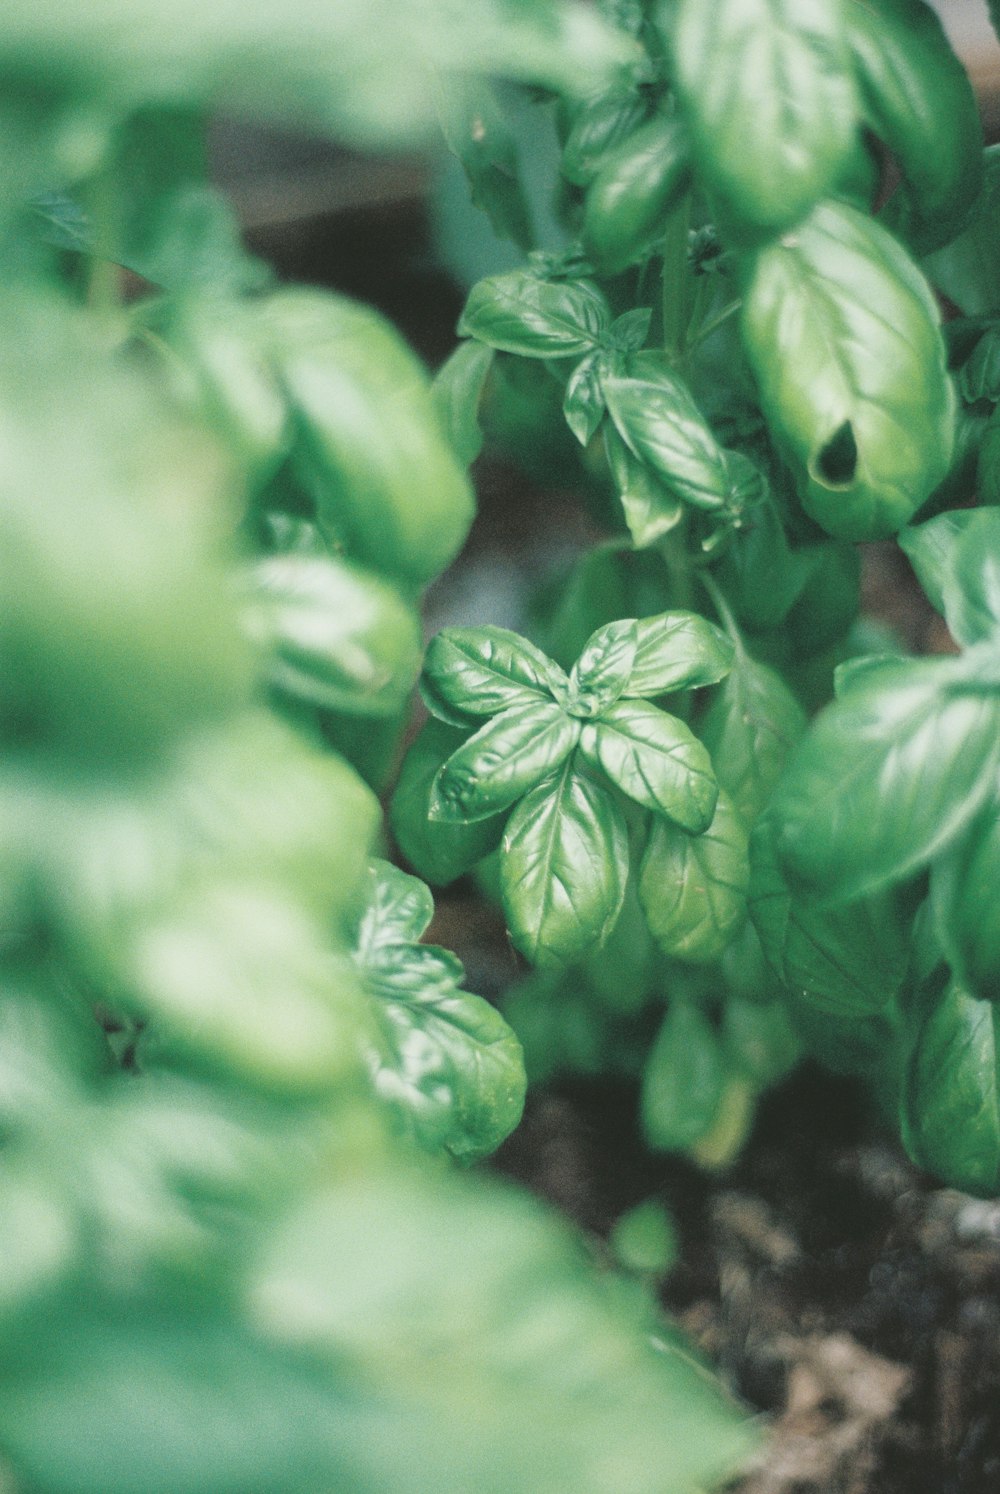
xmin=494 ymin=1072 xmax=1000 ymax=1494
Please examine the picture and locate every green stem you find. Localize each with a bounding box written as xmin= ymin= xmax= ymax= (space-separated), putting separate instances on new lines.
xmin=660 ymin=193 xmax=692 ymax=358
xmin=683 ymin=296 xmax=742 ymax=355
xmin=699 ymin=569 xmax=744 ymax=654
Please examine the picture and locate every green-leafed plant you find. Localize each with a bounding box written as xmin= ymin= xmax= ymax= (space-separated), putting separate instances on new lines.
xmin=0 ymin=3 xmax=762 ymax=1492
xmin=393 ymin=0 xmax=1000 ymax=1193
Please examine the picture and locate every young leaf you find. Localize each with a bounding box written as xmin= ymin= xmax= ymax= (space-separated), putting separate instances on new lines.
xmin=902 ymin=976 xmax=1000 ymax=1196
xmin=459 ymin=270 xmax=611 ymax=357
xmin=626 ymin=611 xmax=734 ymax=697
xmin=639 ymin=789 xmax=749 ymax=964
xmin=923 ymin=146 xmax=1000 ymax=318
xmin=602 ymin=351 xmax=732 ymax=512
xmin=560 ymin=85 xmax=650 ymax=187
xmin=723 ymin=995 xmax=801 ymax=1088
xmin=438 ymin=78 xmax=533 ymax=249
xmin=769 ymin=657 xmax=1000 ymax=903
xmin=390 ymin=720 xmax=506 ymax=887
xmin=581 ymin=115 xmax=692 ymax=274
xmin=353 ymin=862 xmax=525 ymax=1162
xmin=422 ymin=626 xmax=567 ymax=721
xmin=740 ymin=200 xmax=954 ymax=541
xmin=641 ymin=1002 xmax=725 ymax=1151
xmin=500 ymin=759 xmax=629 ymax=966
xmin=604 ymin=424 xmax=685 ymax=548
xmin=667 ymin=0 xmax=857 ymax=237
xmin=700 ymin=650 xmax=806 ymax=829
xmin=568 ymin=618 xmax=638 ymax=717
xmin=431 ymin=701 xmax=580 ymax=823
xmin=563 ymin=351 xmax=606 ymax=447
xmin=581 ymin=700 xmax=718 ymax=831
xmin=846 ymin=0 xmax=983 ymax=254
xmin=240 ymin=553 xmax=422 ymax=718
xmin=750 ymin=815 xmax=909 ymax=1016
xmin=433 ymin=340 xmax=495 ymax=467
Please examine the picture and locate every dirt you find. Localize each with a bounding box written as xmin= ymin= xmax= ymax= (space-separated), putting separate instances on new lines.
xmin=493 ymin=1070 xmax=1000 ymax=1494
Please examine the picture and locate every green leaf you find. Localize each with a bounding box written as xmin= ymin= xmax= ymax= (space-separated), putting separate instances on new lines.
xmin=902 ymin=976 xmax=1000 ymax=1196
xmin=750 ymin=815 xmax=909 ymax=1016
xmin=700 ymin=650 xmax=806 ymax=829
xmin=639 ymin=789 xmax=748 ymax=964
xmin=641 ymin=1001 xmax=725 ymax=1151
xmin=770 ymin=655 xmax=1000 ymax=902
xmin=626 ymin=610 xmax=735 ymax=697
xmin=723 ymin=995 xmax=801 ymax=1087
xmin=602 ymin=351 xmax=733 ymax=512
xmin=581 ymin=700 xmax=718 ymax=830
xmin=240 ymin=553 xmax=422 ymax=717
xmin=846 ymin=0 xmax=983 ymax=254
xmin=563 ymin=351 xmax=606 ymax=447
xmin=500 ymin=758 xmax=629 ymax=966
xmin=740 ymin=199 xmax=954 ymax=541
xmin=391 ymin=719 xmax=506 ymax=886
xmin=261 ymin=289 xmax=474 ymax=587
xmin=439 ymin=79 xmax=534 ymax=249
xmin=433 ymin=340 xmax=495 ymax=466
xmin=924 ymin=147 xmax=1000 ymax=317
xmin=422 ymin=626 xmax=567 ymax=722
xmin=900 ymin=508 xmax=1000 ymax=648
xmin=353 ymin=861 xmax=525 ymax=1161
xmin=931 ymin=794 xmax=1000 ymax=1001
xmin=716 ymin=497 xmax=816 ymax=634
xmin=560 ymin=85 xmax=650 ymax=187
xmin=957 ymin=327 xmax=1000 ymax=404
xmin=568 ymin=618 xmax=638 ymax=717
xmin=459 ymin=270 xmax=611 ymax=357
xmin=668 ymin=0 xmax=857 ymax=237
xmin=251 ymin=1167 xmax=758 ymax=1494
xmin=581 ymin=115 xmax=692 ymax=274
xmin=603 ymin=424 xmax=685 ymax=548
xmin=431 ymin=701 xmax=580 ymax=822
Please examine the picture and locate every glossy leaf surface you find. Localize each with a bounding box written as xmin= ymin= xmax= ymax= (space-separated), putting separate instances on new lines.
xmin=669 ymin=0 xmax=856 ymax=237
xmin=459 ymin=270 xmax=611 ymax=357
xmin=700 ymin=650 xmax=806 ymax=829
xmin=581 ymin=115 xmax=691 ymax=273
xmin=352 ymin=862 xmax=525 ymax=1161
xmin=431 ymin=701 xmax=579 ymax=823
xmin=626 ymin=611 xmax=734 ymax=697
xmin=433 ymin=339 xmax=495 ymax=467
xmin=900 ymin=508 xmax=1000 ymax=648
xmin=390 ymin=719 xmax=506 ymax=886
xmin=423 ymin=626 xmax=567 ymax=721
xmin=501 ymin=759 xmax=629 ymax=966
xmin=639 ymin=789 xmax=749 ymax=963
xmin=741 ymin=200 xmax=954 ymax=540
xmin=568 ymin=618 xmax=637 ymax=717
xmin=581 ymin=700 xmax=718 ymax=830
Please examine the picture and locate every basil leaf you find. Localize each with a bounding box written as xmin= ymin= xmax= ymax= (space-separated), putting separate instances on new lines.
xmin=433 ymin=340 xmax=495 ymax=467
xmin=422 ymin=626 xmax=566 ymax=721
xmin=431 ymin=701 xmax=579 ymax=823
xmin=603 ymin=423 xmax=685 ymax=548
xmin=459 ymin=270 xmax=611 ymax=358
xmin=782 ymin=540 xmax=861 ymax=660
xmin=641 ymin=1002 xmax=725 ymax=1152
xmin=716 ymin=498 xmax=816 ymax=633
xmin=740 ymin=200 xmax=954 ymax=541
xmin=390 ymin=720 xmax=505 ymax=887
xmin=924 ymin=146 xmax=1000 ymax=318
xmin=240 ymin=553 xmax=422 ymax=718
xmin=602 ymin=351 xmax=732 ymax=512
xmin=608 ymin=308 xmax=653 ymax=353
xmin=500 ymin=759 xmax=629 ymax=966
xmin=902 ymin=508 xmax=1000 ymax=648
xmin=957 ymin=326 xmax=1000 ymax=404
xmin=931 ymin=794 xmax=1000 ymax=1001
xmin=439 ymin=78 xmax=533 ymax=250
xmin=846 ymin=0 xmax=983 ymax=254
xmin=902 ymin=976 xmax=1000 ymax=1196
xmin=582 ymin=115 xmax=692 ymax=275
xmin=626 ymin=610 xmax=734 ymax=697
xmin=581 ymin=700 xmax=718 ymax=831
xmin=353 ymin=864 xmax=525 ymax=1162
xmin=770 ymin=657 xmax=1000 ymax=902
xmin=262 ymin=289 xmax=474 ymax=586
xmin=560 ymin=86 xmax=650 ymax=187
xmin=568 ymin=618 xmax=638 ymax=717
xmin=639 ymin=788 xmax=748 ymax=964
xmin=700 ymin=650 xmax=806 ymax=829
xmin=668 ymin=0 xmax=857 ymax=237
xmin=563 ymin=351 xmax=606 ymax=447
xmin=750 ymin=815 xmax=909 ymax=1016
